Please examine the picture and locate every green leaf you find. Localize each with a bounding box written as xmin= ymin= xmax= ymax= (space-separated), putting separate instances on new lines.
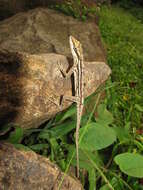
xmin=79 ymin=122 xmax=116 ymax=151
xmin=7 ymin=127 xmax=23 ymax=144
xmin=81 ymin=15 xmax=87 ymax=21
xmin=14 ymin=144 xmax=32 ymax=151
xmin=96 ymin=104 xmax=114 ymax=125
xmin=81 ymin=113 xmax=93 ymax=126
xmin=50 ymin=121 xmax=76 ymax=138
xmin=56 ymin=104 xmax=76 ymax=123
xmin=88 ymin=168 xmax=96 ymax=190
xmin=29 ymin=144 xmax=49 ymax=151
xmin=49 ymin=138 xmax=59 ymax=150
xmin=100 ymin=177 xmax=124 ymax=190
xmin=38 ymin=130 xmax=50 ymax=140
xmin=49 ymin=138 xmax=61 ymax=161
xmin=67 ymin=145 xmax=103 ymax=171
xmin=114 ymin=153 xmax=143 ymax=178
xmin=23 ymin=128 xmax=42 ymax=136
xmin=124 ymin=122 xmax=130 ymax=131
xmin=100 ymin=184 xmax=110 ymax=190
xmin=44 ymin=118 xmax=54 ymax=129
xmin=39 ymin=121 xmax=76 ymax=140
xmin=135 ymin=104 xmax=143 ymax=112
xmin=67 ymin=146 xmax=92 ymax=170
xmin=113 ymin=125 xmax=131 ymax=142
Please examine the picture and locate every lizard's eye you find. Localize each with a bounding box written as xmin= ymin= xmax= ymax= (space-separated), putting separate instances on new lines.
xmin=74 ymin=47 xmax=77 ymax=52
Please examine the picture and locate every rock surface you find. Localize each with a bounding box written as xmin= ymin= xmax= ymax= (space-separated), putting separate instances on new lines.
xmin=0 ymin=50 xmax=111 ymax=129
xmin=0 ymin=7 xmax=106 ymax=62
xmin=0 ymin=142 xmax=83 ymax=190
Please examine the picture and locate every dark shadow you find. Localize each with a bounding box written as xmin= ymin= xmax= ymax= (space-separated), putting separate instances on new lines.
xmin=0 ymin=10 xmax=14 ymax=21
xmin=0 ymin=50 xmax=23 ymax=127
xmin=0 ymin=0 xmax=62 ymax=21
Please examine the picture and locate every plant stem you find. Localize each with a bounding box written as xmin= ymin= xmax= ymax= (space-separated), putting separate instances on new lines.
xmin=84 ymin=150 xmax=115 ymax=190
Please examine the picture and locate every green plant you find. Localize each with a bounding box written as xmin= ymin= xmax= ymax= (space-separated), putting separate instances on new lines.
xmin=98 ymin=4 xmax=143 ymax=189
xmin=1 ymin=89 xmax=143 ymax=189
xmin=50 ymin=0 xmax=97 ymax=21
xmin=99 ymin=5 xmax=143 ymax=129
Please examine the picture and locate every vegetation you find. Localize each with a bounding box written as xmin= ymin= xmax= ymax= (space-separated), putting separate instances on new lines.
xmin=50 ymin=0 xmax=97 ymax=21
xmin=0 ymin=1 xmax=143 ymax=189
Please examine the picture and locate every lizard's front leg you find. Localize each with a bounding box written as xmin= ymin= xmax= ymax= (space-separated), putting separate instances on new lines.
xmin=57 ymin=61 xmax=76 ymax=78
xmin=58 ymin=61 xmax=78 ymax=104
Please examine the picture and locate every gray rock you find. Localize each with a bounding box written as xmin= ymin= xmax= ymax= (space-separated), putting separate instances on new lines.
xmin=0 ymin=51 xmax=111 ymax=129
xmin=0 ymin=7 xmax=106 ymax=62
xmin=0 ymin=142 xmax=83 ymax=190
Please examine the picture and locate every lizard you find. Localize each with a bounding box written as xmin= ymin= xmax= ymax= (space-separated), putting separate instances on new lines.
xmin=58 ymin=35 xmax=84 ymax=178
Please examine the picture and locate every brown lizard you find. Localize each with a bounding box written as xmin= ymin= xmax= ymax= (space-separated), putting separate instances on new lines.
xmin=58 ymin=36 xmax=84 ymax=178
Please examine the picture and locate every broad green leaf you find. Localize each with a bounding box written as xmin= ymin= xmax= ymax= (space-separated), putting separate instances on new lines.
xmin=81 ymin=113 xmax=94 ymax=126
xmin=7 ymin=127 xmax=23 ymax=144
xmin=29 ymin=144 xmax=49 ymax=151
xmin=96 ymin=104 xmax=113 ymax=125
xmin=79 ymin=122 xmax=116 ymax=151
xmin=135 ymin=104 xmax=143 ymax=112
xmin=114 ymin=153 xmax=143 ymax=178
xmin=79 ymin=123 xmax=116 ymax=151
xmin=67 ymin=146 xmax=92 ymax=171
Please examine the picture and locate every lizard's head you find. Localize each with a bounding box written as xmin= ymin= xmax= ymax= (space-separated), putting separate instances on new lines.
xmin=69 ymin=36 xmax=83 ymax=60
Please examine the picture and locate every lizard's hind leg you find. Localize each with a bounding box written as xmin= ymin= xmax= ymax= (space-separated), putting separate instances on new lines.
xmin=60 ymin=95 xmax=80 ymax=104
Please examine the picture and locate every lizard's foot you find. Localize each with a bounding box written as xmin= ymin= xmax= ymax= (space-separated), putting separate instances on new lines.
xmin=48 ymin=97 xmax=63 ymax=110
xmin=61 ymin=95 xmax=80 ymax=104
xmin=57 ymin=61 xmax=66 ymax=77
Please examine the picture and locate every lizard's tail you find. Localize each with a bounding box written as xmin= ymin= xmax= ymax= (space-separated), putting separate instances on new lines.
xmin=76 ymin=106 xmax=83 ymax=178
xmin=76 ymin=123 xmax=80 ymax=178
